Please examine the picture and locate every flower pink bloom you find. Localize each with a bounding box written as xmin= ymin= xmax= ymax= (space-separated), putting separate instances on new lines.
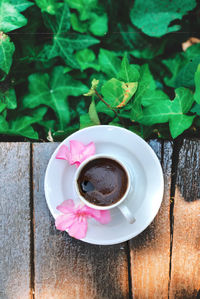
xmin=55 ymin=199 xmax=111 ymax=239
xmin=55 ymin=140 xmax=95 ymax=167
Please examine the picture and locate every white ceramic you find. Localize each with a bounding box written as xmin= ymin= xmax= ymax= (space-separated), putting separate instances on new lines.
xmin=44 ymin=125 xmax=164 ymax=245
xmin=73 ymin=153 xmax=136 ymax=224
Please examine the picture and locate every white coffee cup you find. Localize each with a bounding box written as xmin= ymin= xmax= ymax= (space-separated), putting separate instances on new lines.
xmin=73 ymin=154 xmax=135 ymax=224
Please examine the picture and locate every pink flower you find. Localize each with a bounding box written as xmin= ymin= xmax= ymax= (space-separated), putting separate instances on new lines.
xmin=55 ymin=200 xmax=111 ymax=239
xmin=56 ymin=140 xmax=95 ymax=167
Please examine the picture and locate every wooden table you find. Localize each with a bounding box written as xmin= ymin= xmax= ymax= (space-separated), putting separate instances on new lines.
xmin=1 ymin=140 xmax=200 ymax=299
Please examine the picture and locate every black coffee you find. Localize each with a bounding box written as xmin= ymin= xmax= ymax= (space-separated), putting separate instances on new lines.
xmin=77 ymin=158 xmax=128 ymax=206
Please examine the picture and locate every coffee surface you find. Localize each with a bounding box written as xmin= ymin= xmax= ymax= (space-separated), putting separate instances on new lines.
xmin=77 ymin=158 xmax=128 ymax=206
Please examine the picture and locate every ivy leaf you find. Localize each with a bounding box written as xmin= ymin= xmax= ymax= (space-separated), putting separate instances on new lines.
xmin=101 ymin=78 xmax=138 ymax=108
xmin=0 ymin=107 xmax=47 ymax=139
xmin=0 ymin=114 xmax=9 ymax=131
xmin=139 ymin=88 xmax=195 ymax=138
xmin=0 ymin=33 xmax=15 ymax=79
xmin=131 ymin=64 xmax=156 ymax=121
xmin=42 ymin=4 xmax=99 ymax=68
xmin=141 ymin=90 xmax=169 ymax=107
xmin=88 ymin=99 xmax=100 ymax=124
xmin=191 ymin=103 xmax=200 ymax=115
xmin=0 ymin=0 xmax=30 ymax=33
xmin=163 ymin=44 xmax=200 ymax=88
xmin=0 ymin=88 xmax=17 ymax=109
xmin=117 ymin=24 xmax=166 ymax=60
xmin=89 ymin=12 xmax=108 ymax=36
xmin=10 ymin=0 xmax=33 ymax=12
xmin=70 ymin=13 xmax=87 ymax=33
xmin=75 ymin=49 xmax=100 ymax=71
xmin=130 ymin=0 xmax=196 ymax=37
xmin=96 ymin=100 xmax=115 ymax=117
xmin=67 ymin=1 xmax=108 ymax=36
xmin=117 ymin=54 xmax=140 ymax=82
xmin=98 ymin=49 xmax=121 ymax=78
xmin=0 ymin=102 xmax=6 ymax=113
xmin=65 ymin=0 xmax=97 ymax=21
xmin=194 ymin=64 xmax=200 ymax=104
xmin=80 ymin=114 xmax=94 ymax=129
xmin=9 ymin=107 xmax=47 ymax=139
xmin=84 ymin=78 xmax=99 ymax=96
xmin=23 ymin=66 xmax=88 ymax=129
xmin=35 ymin=0 xmax=57 ymax=14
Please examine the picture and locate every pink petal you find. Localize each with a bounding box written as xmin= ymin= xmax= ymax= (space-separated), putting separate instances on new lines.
xmin=69 ymin=140 xmax=85 ymax=164
xmin=97 ymin=210 xmax=111 ymax=224
xmin=68 ymin=217 xmax=88 ymax=239
xmin=56 ymin=145 xmax=70 ymax=160
xmin=81 ymin=205 xmax=102 ymax=219
xmin=80 ymin=205 xmax=111 ymax=224
xmin=55 ymin=214 xmax=75 ymax=231
xmin=79 ymin=142 xmax=96 ymax=164
xmin=56 ymin=199 xmax=75 ymax=213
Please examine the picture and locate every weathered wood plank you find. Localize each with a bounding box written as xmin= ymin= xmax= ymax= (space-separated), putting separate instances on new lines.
xmin=129 ymin=141 xmax=172 ymax=299
xmin=169 ymin=140 xmax=200 ymax=299
xmin=33 ymin=143 xmax=129 ymax=299
xmin=0 ymin=143 xmax=31 ymax=299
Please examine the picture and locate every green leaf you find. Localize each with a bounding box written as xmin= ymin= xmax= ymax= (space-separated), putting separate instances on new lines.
xmin=42 ymin=4 xmax=99 ymax=68
xmin=9 ymin=107 xmax=47 ymax=139
xmin=23 ymin=66 xmax=88 ymax=129
xmin=89 ymin=12 xmax=108 ymax=36
xmin=194 ymin=64 xmax=200 ymax=104
xmin=191 ymin=103 xmax=200 ymax=115
xmin=0 ymin=114 xmax=9 ymax=131
xmin=98 ymin=49 xmax=121 ymax=78
xmin=0 ymin=102 xmax=6 ymax=113
xmin=75 ymin=49 xmax=100 ymax=71
xmin=0 ymin=33 xmax=15 ymax=78
xmin=139 ymin=88 xmax=195 ymax=138
xmin=101 ymin=78 xmax=137 ymax=108
xmin=0 ymin=107 xmax=47 ymax=139
xmin=118 ymin=24 xmax=166 ymax=60
xmin=117 ymin=54 xmax=140 ymax=82
xmin=130 ymin=0 xmax=196 ymax=37
xmin=131 ymin=64 xmax=156 ymax=121
xmin=0 ymin=0 xmax=29 ymax=33
xmin=65 ymin=0 xmax=97 ymax=21
xmin=35 ymin=0 xmax=57 ymax=14
xmin=163 ymin=44 xmax=200 ymax=89
xmin=70 ymin=13 xmax=87 ymax=33
xmin=10 ymin=0 xmax=33 ymax=12
xmin=80 ymin=113 xmax=94 ymax=129
xmin=169 ymin=115 xmax=195 ymax=138
xmin=0 ymin=88 xmax=17 ymax=109
xmin=88 ymin=99 xmax=100 ymax=124
xmin=141 ymin=90 xmax=169 ymax=107
xmin=84 ymin=78 xmax=99 ymax=96
xmin=96 ymin=100 xmax=115 ymax=117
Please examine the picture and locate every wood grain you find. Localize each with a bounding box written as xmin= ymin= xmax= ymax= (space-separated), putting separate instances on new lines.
xmin=169 ymin=140 xmax=200 ymax=299
xmin=33 ymin=143 xmax=129 ymax=299
xmin=0 ymin=143 xmax=31 ymax=299
xmin=129 ymin=141 xmax=172 ymax=299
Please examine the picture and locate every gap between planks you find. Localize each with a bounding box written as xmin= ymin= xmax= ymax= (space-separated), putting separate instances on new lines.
xmin=168 ymin=138 xmax=183 ymax=297
xmin=30 ymin=144 xmax=35 ymax=299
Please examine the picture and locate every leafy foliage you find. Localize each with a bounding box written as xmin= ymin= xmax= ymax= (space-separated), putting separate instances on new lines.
xmin=0 ymin=0 xmax=200 ymax=140
xmin=130 ymin=0 xmax=196 ymax=37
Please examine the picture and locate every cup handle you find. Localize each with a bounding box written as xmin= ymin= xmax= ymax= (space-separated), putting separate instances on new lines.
xmin=118 ymin=203 xmax=136 ymax=224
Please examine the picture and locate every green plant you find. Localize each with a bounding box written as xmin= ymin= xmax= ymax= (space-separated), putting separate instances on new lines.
xmin=0 ymin=0 xmax=200 ymax=140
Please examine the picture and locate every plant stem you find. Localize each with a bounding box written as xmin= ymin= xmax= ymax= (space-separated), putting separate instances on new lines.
xmin=94 ymin=89 xmax=124 ymax=123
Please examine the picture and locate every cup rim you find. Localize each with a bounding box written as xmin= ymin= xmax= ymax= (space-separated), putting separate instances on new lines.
xmin=73 ymin=153 xmax=131 ymax=210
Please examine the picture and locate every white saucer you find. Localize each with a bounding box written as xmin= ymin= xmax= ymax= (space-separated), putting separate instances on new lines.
xmin=44 ymin=125 xmax=164 ymax=245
